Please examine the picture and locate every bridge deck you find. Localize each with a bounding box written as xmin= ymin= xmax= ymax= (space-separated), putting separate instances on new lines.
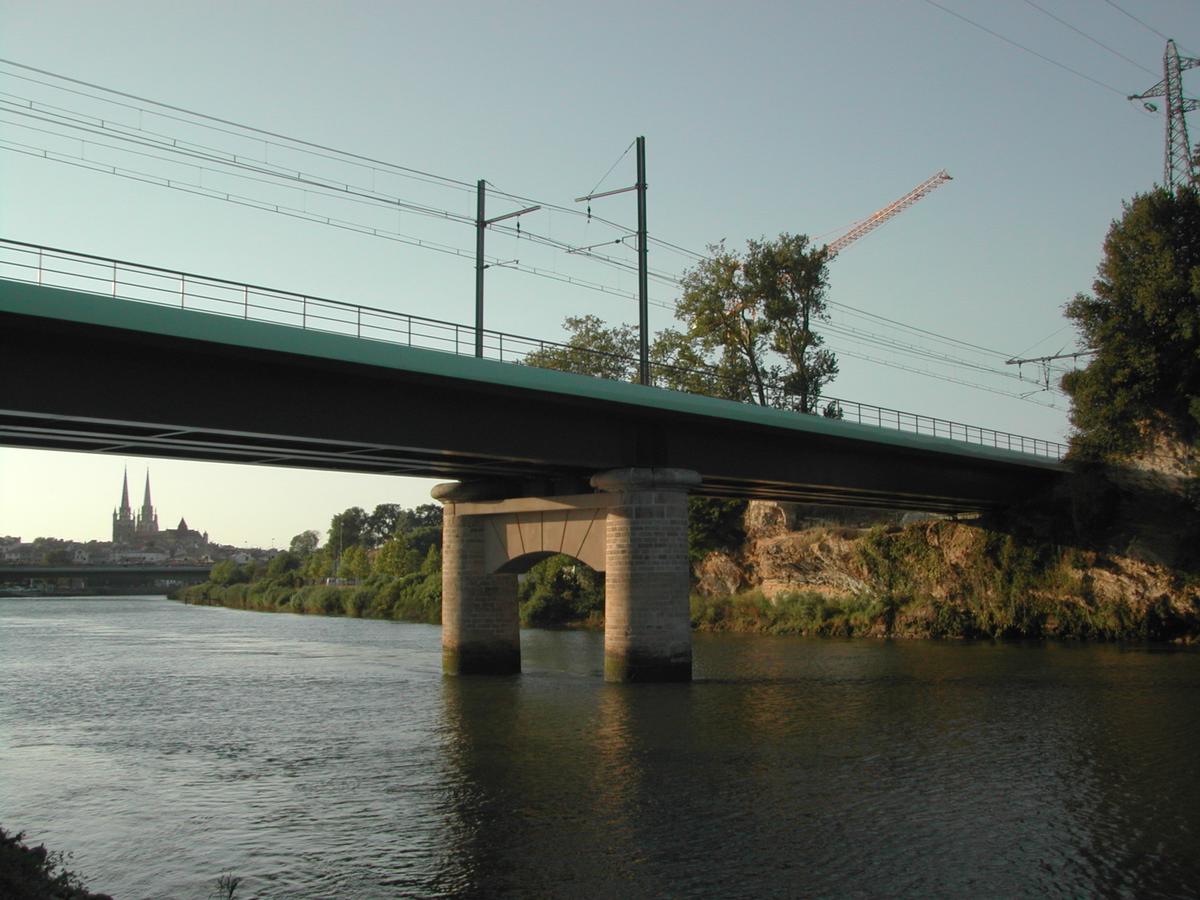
xmin=0 ymin=277 xmax=1064 ymax=512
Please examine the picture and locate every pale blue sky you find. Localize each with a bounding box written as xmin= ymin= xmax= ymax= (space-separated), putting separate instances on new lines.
xmin=1 ymin=0 xmax=1196 ymax=546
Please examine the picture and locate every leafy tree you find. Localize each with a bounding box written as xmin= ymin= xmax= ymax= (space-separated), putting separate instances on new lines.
xmin=523 ymin=314 xmax=639 ymax=381
xmin=266 ymin=551 xmax=300 ymax=579
xmin=42 ymin=549 xmax=72 ymax=566
xmin=402 ymin=504 xmax=443 ymax=530
xmin=302 ymin=548 xmax=334 ymax=582
xmin=365 ymin=504 xmax=404 ymax=546
xmin=328 ymin=507 xmax=368 ymax=551
xmin=518 ymin=555 xmax=604 ymax=626
xmin=209 ymin=559 xmax=248 ymax=586
xmin=1062 ymin=187 xmax=1200 ymax=458
xmin=289 ymin=530 xmax=320 ymax=557
xmin=676 ymin=234 xmax=837 ymax=410
xmin=743 ymin=233 xmax=838 ymax=412
xmin=340 ymin=544 xmax=371 ymax=582
xmin=650 ymin=328 xmax=744 ymax=398
xmin=677 ymin=243 xmax=775 ymax=404
xmin=374 ymin=534 xmax=421 ymax=578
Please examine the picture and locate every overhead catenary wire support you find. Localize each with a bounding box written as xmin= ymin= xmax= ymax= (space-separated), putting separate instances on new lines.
xmin=1005 ymin=348 xmax=1095 ymax=391
xmin=475 ymin=180 xmax=540 ymax=357
xmin=576 ymin=135 xmax=649 ymax=385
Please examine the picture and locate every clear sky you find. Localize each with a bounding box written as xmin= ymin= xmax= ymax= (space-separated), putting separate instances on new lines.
xmin=1 ymin=0 xmax=1197 ymax=547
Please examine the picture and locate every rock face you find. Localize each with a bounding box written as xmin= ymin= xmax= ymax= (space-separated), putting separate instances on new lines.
xmin=693 ymin=500 xmax=1200 ymax=640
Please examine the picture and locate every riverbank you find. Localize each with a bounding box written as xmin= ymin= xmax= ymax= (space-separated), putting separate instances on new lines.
xmin=0 ymin=826 xmax=112 ymax=900
xmin=692 ymin=511 xmax=1200 ymax=642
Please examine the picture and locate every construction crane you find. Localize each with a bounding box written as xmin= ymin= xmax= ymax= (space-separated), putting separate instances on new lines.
xmin=825 ymin=170 xmax=952 ymax=258
xmin=1129 ymin=39 xmax=1199 ymax=191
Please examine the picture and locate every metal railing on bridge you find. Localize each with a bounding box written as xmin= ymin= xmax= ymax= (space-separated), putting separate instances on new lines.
xmin=0 ymin=238 xmax=1068 ymax=461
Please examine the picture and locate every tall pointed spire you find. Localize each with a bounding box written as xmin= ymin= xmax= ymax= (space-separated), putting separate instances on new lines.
xmin=113 ymin=466 xmax=135 ymax=544
xmin=136 ymin=470 xmax=159 ymax=535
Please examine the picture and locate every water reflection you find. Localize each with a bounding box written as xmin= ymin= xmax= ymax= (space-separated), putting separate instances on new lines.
xmin=2 ymin=600 xmax=1198 ymax=898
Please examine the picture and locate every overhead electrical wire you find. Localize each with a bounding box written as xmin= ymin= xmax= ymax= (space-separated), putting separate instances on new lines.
xmin=1020 ymin=0 xmax=1157 ymax=76
xmin=0 ymin=57 xmax=477 ymax=192
xmin=918 ymin=0 xmax=1130 ymax=96
xmin=1101 ymin=0 xmax=1196 ymax=55
xmin=0 ymin=57 xmax=1075 ymax=409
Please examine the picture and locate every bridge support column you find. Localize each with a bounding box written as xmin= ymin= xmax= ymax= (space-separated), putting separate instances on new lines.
xmin=591 ymin=468 xmax=701 ymax=683
xmin=437 ymin=488 xmax=521 ymax=676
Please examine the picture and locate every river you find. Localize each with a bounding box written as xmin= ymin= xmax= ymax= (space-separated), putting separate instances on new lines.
xmin=1 ymin=596 xmax=1197 ymax=899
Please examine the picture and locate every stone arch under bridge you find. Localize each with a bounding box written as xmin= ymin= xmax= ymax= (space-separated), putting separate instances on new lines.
xmin=433 ymin=468 xmax=700 ymax=683
xmin=476 ymin=498 xmax=608 ymax=574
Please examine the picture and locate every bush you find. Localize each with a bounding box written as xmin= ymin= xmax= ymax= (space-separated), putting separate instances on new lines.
xmin=0 ymin=825 xmax=112 ymax=899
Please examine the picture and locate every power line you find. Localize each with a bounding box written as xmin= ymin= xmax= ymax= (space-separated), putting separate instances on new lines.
xmin=918 ymin=0 xmax=1129 ymax=96
xmin=1101 ymin=0 xmax=1195 ymax=55
xmin=1020 ymin=0 xmax=1157 ymax=76
xmin=0 ymin=57 xmax=1076 ymax=407
xmin=0 ymin=57 xmax=478 ymax=191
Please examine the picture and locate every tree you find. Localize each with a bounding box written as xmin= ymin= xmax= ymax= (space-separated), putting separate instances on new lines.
xmin=302 ymin=548 xmax=334 ymax=582
xmin=1062 ymin=187 xmax=1200 ymax=458
xmin=374 ymin=534 xmax=421 ymax=578
xmin=676 ymin=234 xmax=837 ymax=410
xmin=266 ymin=551 xmax=300 ymax=579
xmin=365 ymin=504 xmax=403 ymax=547
xmin=289 ymin=530 xmax=320 ymax=557
xmin=743 ymin=233 xmax=838 ymax=412
xmin=677 ymin=243 xmax=775 ymax=404
xmin=523 ymin=315 xmax=639 ymax=381
xmin=328 ymin=507 xmax=368 ymax=551
xmin=209 ymin=560 xmax=248 ymax=586
xmin=339 ymin=544 xmax=371 ymax=582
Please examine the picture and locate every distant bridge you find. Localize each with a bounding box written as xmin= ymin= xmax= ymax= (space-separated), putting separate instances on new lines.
xmin=0 ymin=566 xmax=211 ymax=579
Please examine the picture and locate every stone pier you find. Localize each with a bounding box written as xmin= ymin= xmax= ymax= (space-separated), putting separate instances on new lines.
xmin=591 ymin=468 xmax=700 ymax=683
xmin=436 ymin=483 xmax=521 ymax=676
xmin=433 ymin=468 xmax=700 ymax=682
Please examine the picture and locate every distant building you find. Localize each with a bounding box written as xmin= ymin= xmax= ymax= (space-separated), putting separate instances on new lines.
xmin=111 ymin=469 xmax=207 ymax=551
xmin=112 ymin=469 xmax=158 ymax=543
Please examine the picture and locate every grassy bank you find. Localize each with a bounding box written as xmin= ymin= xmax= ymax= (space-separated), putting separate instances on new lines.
xmin=178 ymin=569 xmax=441 ymax=624
xmin=693 ymin=520 xmax=1200 ymax=642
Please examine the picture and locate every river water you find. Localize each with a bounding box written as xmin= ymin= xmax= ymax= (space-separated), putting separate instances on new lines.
xmin=1 ymin=597 xmax=1198 ymax=899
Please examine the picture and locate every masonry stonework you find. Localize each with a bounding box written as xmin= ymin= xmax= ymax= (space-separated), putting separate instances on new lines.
xmin=435 ymin=469 xmax=699 ymax=682
xmin=440 ymin=506 xmax=521 ymax=675
xmin=592 ymin=468 xmax=700 ymax=683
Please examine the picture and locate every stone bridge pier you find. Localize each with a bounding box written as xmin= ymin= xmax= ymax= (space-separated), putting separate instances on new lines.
xmin=434 ymin=468 xmax=700 ymax=682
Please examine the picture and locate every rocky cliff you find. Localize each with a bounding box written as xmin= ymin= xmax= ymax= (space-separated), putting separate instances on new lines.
xmin=692 ymin=499 xmax=1200 ymax=641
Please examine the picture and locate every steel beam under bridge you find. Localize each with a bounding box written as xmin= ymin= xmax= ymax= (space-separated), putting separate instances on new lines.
xmin=0 ymin=279 xmax=1064 ymax=513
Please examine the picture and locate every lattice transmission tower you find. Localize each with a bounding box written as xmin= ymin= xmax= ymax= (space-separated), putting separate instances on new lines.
xmin=1129 ymin=39 xmax=1199 ymax=191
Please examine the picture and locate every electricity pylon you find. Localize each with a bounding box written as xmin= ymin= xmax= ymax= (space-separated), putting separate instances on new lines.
xmin=1129 ymin=39 xmax=1199 ymax=191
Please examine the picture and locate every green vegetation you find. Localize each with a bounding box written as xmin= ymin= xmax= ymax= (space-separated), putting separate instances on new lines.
xmin=524 ymin=232 xmax=841 ymax=414
xmin=1063 ymin=186 xmax=1200 ymax=460
xmin=676 ymin=233 xmax=836 ymax=411
xmin=518 ymin=554 xmax=604 ymax=627
xmin=692 ymin=521 xmax=1200 ymax=641
xmin=180 ymin=502 xmax=445 ymax=624
xmin=0 ymin=826 xmax=112 ymax=900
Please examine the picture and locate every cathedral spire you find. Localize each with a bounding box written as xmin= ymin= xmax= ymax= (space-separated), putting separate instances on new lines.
xmin=120 ymin=467 xmax=131 ymax=513
xmin=136 ymin=470 xmax=159 ymax=535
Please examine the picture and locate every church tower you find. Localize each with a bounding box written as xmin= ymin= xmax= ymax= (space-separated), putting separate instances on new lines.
xmin=112 ymin=468 xmax=136 ymax=544
xmin=136 ymin=472 xmax=159 ymax=536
